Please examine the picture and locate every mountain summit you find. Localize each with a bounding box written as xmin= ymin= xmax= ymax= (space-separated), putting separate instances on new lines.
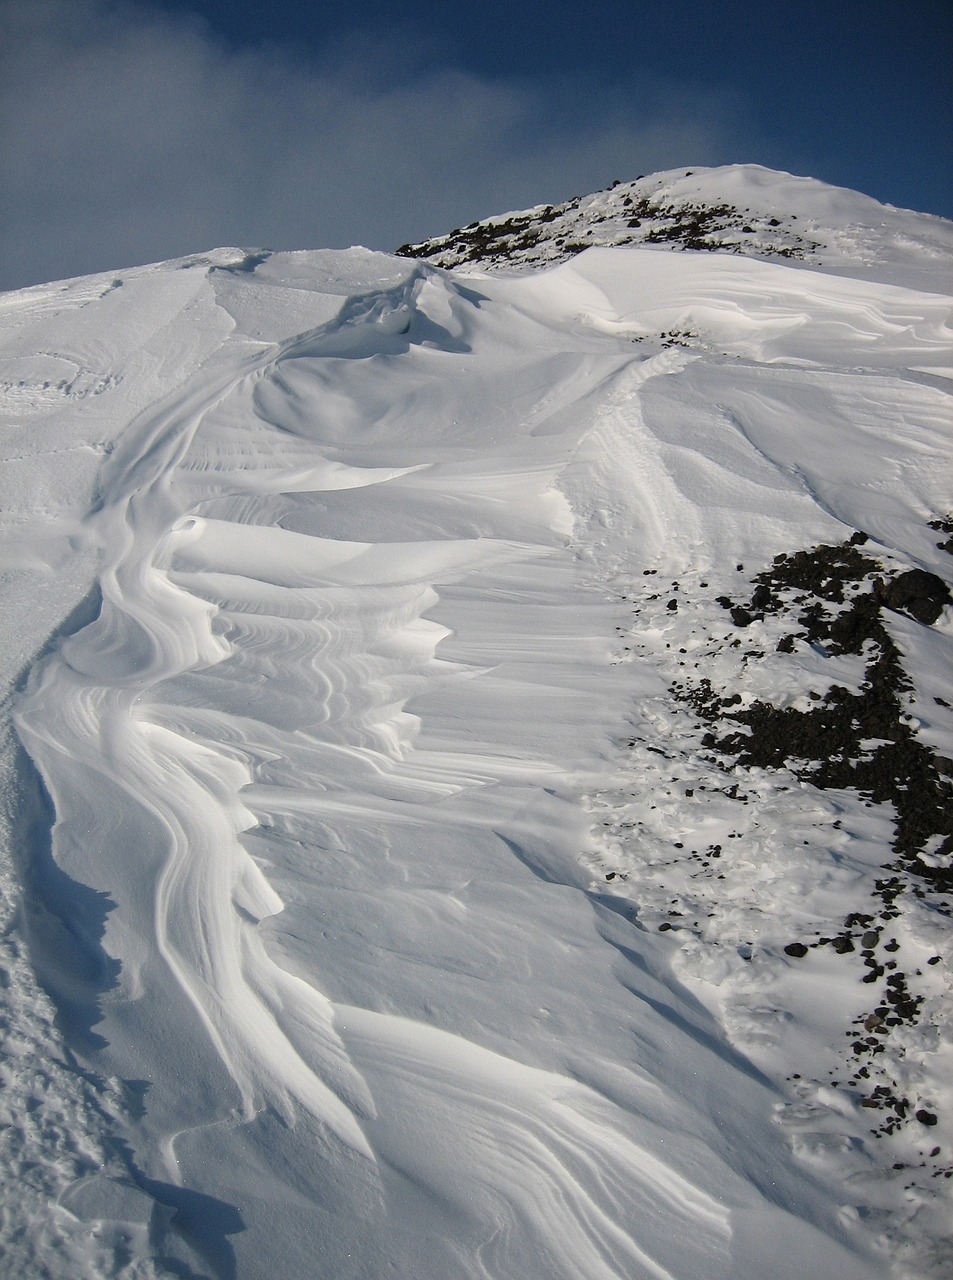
xmin=397 ymin=163 xmax=953 ymax=289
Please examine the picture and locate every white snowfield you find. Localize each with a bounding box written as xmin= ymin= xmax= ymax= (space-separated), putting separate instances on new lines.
xmin=1 ymin=170 xmax=951 ymax=1279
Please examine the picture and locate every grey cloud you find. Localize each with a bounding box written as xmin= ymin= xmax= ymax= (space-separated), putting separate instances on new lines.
xmin=0 ymin=0 xmax=763 ymax=290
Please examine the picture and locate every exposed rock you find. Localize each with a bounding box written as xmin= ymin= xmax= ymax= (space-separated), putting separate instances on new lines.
xmin=395 ymin=174 xmax=821 ymax=271
xmin=670 ymin=530 xmax=952 ymax=1140
xmin=874 ymin=569 xmax=951 ymax=625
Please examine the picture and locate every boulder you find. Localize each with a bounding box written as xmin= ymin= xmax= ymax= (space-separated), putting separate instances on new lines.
xmin=875 ymin=570 xmax=951 ymax=624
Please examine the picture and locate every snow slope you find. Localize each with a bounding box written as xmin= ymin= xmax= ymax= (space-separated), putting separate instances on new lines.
xmin=0 ymin=170 xmax=951 ymax=1278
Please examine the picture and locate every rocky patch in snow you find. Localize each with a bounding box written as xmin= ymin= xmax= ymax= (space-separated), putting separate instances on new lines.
xmin=397 ymin=173 xmax=819 ymax=272
xmin=586 ymin=523 xmax=953 ymax=1272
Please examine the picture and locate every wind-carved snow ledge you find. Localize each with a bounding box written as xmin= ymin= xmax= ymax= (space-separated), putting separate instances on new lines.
xmin=8 ymin=271 xmax=480 ymax=1243
xmin=12 ymin=299 xmax=417 ymax=1158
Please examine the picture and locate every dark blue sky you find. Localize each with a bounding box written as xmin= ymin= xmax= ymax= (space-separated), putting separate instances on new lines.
xmin=154 ymin=0 xmax=953 ymax=214
xmin=2 ymin=0 xmax=951 ymax=290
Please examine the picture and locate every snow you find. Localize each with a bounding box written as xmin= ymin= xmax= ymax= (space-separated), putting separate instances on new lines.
xmin=0 ymin=169 xmax=951 ymax=1278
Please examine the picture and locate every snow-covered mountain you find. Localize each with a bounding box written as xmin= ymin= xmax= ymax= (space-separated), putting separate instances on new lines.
xmin=0 ymin=166 xmax=951 ymax=1279
xmin=397 ymin=163 xmax=953 ymax=290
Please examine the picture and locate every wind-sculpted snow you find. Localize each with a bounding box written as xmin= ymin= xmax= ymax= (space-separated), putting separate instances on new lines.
xmin=1 ymin=196 xmax=950 ymax=1277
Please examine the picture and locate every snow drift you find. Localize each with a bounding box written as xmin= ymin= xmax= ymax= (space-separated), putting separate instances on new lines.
xmin=0 ymin=167 xmax=951 ymax=1278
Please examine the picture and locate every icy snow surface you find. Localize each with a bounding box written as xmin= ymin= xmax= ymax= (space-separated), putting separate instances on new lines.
xmin=1 ymin=172 xmax=951 ymax=1278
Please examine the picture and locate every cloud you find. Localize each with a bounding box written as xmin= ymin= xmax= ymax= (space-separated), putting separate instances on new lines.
xmin=0 ymin=0 xmax=763 ymax=290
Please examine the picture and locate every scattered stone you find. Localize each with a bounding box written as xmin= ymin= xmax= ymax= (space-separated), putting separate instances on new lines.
xmin=666 ymin=529 xmax=953 ymax=1141
xmin=683 ymin=538 xmax=953 ymax=895
xmin=928 ymin=515 xmax=953 ymax=555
